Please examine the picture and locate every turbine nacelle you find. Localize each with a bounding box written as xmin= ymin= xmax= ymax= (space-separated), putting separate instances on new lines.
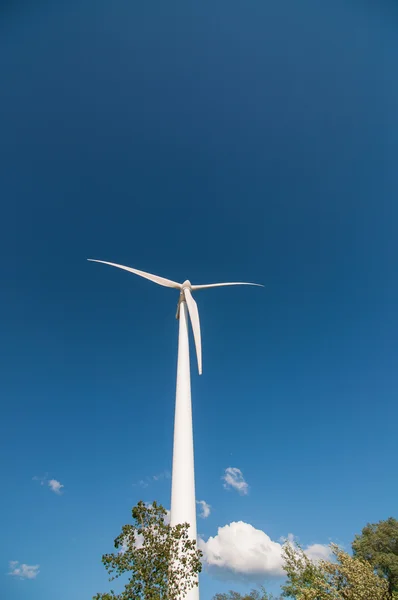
xmin=88 ymin=259 xmax=263 ymax=375
xmin=177 ymin=281 xmax=193 ymax=319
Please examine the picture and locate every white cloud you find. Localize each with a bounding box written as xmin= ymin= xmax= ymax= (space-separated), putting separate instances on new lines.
xmin=48 ymin=479 xmax=64 ymax=495
xmin=153 ymin=471 xmax=170 ymax=482
xmin=32 ymin=475 xmax=46 ymax=486
xmin=200 ymin=521 xmax=284 ymax=579
xmin=136 ymin=479 xmax=149 ymax=488
xmin=305 ymin=543 xmax=333 ymax=563
xmin=200 ymin=522 xmax=331 ymax=581
xmin=33 ymin=475 xmax=64 ymax=495
xmin=8 ymin=561 xmax=40 ymax=580
xmin=197 ymin=500 xmax=211 ymax=519
xmin=222 ymin=467 xmax=249 ymax=495
xmin=133 ymin=471 xmax=171 ymax=488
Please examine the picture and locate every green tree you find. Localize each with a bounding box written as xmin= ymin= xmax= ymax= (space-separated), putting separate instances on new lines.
xmin=281 ymin=542 xmax=390 ymax=600
xmin=281 ymin=542 xmax=328 ymax=599
xmin=93 ymin=501 xmax=202 ymax=600
xmin=213 ymin=588 xmax=281 ymax=600
xmin=352 ymin=517 xmax=398 ymax=598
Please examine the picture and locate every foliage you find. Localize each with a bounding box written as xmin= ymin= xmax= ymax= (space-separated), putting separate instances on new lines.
xmin=93 ymin=500 xmax=202 ymax=600
xmin=281 ymin=541 xmax=328 ymax=599
xmin=213 ymin=519 xmax=398 ymax=600
xmin=213 ymin=588 xmax=281 ymax=600
xmin=352 ymin=517 xmax=398 ymax=597
xmin=281 ymin=542 xmax=390 ymax=600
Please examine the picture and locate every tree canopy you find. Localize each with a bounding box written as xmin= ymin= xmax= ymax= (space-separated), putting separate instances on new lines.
xmin=281 ymin=541 xmax=390 ymax=600
xmin=93 ymin=500 xmax=202 ymax=600
xmin=352 ymin=517 xmax=398 ymax=597
xmin=213 ymin=588 xmax=281 ymax=600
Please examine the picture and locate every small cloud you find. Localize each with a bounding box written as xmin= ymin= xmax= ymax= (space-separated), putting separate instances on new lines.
xmin=197 ymin=500 xmax=211 ymax=519
xmin=32 ymin=475 xmax=46 ymax=486
xmin=33 ymin=475 xmax=64 ymax=495
xmin=152 ymin=471 xmax=170 ymax=482
xmin=222 ymin=467 xmax=249 ymax=495
xmin=8 ymin=561 xmax=40 ymax=580
xmin=133 ymin=471 xmax=171 ymax=488
xmin=48 ymin=479 xmax=64 ymax=495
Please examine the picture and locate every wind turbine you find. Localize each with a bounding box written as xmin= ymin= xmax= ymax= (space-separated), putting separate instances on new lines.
xmin=88 ymin=259 xmax=262 ymax=599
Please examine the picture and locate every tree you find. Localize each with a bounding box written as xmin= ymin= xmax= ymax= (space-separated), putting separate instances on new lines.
xmin=281 ymin=542 xmax=328 ymax=599
xmin=212 ymin=541 xmax=392 ymax=600
xmin=213 ymin=588 xmax=281 ymax=600
xmin=352 ymin=517 xmax=398 ymax=598
xmin=281 ymin=542 xmax=390 ymax=600
xmin=213 ymin=589 xmax=280 ymax=600
xmin=93 ymin=501 xmax=202 ymax=600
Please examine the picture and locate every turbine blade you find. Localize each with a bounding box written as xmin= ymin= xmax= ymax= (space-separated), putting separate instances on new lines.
xmin=184 ymin=288 xmax=202 ymax=375
xmin=192 ymin=282 xmax=263 ymax=290
xmin=87 ymin=260 xmax=181 ymax=289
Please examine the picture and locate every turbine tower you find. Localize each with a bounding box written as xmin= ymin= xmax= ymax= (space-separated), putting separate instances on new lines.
xmin=88 ymin=259 xmax=262 ymax=599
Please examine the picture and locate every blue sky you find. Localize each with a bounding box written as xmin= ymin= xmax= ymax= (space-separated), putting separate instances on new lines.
xmin=1 ymin=0 xmax=397 ymax=598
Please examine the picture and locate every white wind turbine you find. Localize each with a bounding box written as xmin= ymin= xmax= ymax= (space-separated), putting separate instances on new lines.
xmin=88 ymin=259 xmax=262 ymax=600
